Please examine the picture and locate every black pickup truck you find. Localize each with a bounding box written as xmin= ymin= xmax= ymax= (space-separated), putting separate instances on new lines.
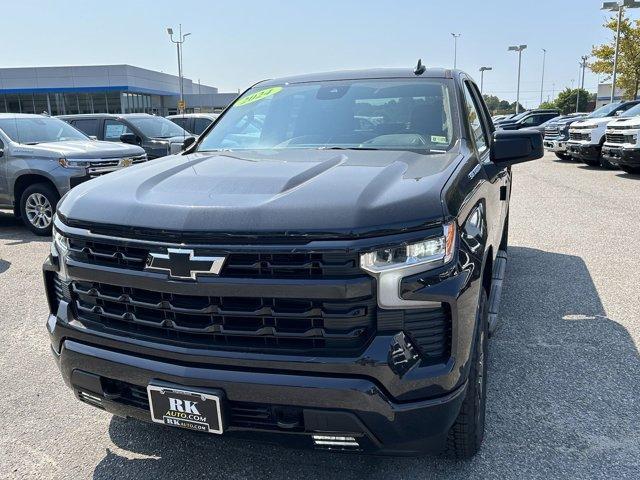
xmin=44 ymin=65 xmax=542 ymax=457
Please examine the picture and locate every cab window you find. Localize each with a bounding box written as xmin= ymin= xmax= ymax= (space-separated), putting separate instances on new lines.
xmin=104 ymin=120 xmax=133 ymax=141
xmin=463 ymin=83 xmax=488 ymax=154
xmin=72 ymin=119 xmax=99 ymax=137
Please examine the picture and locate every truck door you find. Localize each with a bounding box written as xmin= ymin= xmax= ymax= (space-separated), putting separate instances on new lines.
xmin=463 ymin=79 xmax=510 ymax=248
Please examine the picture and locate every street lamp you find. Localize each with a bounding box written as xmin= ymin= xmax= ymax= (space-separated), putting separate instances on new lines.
xmin=540 ymin=49 xmax=547 ymax=106
xmin=577 ymin=55 xmax=589 ymax=112
xmin=451 ymin=33 xmax=461 ymax=69
xmin=167 ymin=24 xmax=191 ymax=114
xmin=508 ymin=45 xmax=527 ymax=114
xmin=602 ymin=1 xmax=640 ymax=103
xmin=479 ymin=66 xmax=492 ymax=94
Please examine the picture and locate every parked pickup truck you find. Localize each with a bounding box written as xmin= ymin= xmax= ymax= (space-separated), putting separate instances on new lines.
xmin=44 ymin=66 xmax=543 ymax=457
xmin=59 ymin=113 xmax=195 ymax=159
xmin=0 ymin=113 xmax=146 ymax=234
xmin=543 ymin=113 xmax=588 ymax=160
xmin=601 ymin=103 xmax=640 ymax=174
xmin=566 ymin=101 xmax=640 ymax=168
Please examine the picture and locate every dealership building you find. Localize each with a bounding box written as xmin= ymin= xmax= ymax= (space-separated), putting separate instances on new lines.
xmin=0 ymin=64 xmax=237 ymax=116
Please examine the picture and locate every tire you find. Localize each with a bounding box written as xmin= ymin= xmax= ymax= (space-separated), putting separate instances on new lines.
xmin=445 ymin=289 xmax=489 ymax=459
xmin=554 ymin=153 xmax=572 ymax=161
xmin=621 ymin=165 xmax=640 ymax=175
xmin=19 ymin=183 xmax=59 ymax=236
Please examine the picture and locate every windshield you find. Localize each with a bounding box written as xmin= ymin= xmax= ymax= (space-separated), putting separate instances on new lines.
xmin=587 ymin=103 xmax=625 ymax=119
xmin=197 ymin=79 xmax=457 ymax=153
xmin=0 ymin=117 xmax=87 ymax=144
xmin=619 ymin=103 xmax=640 ymax=118
xmin=126 ymin=116 xmax=188 ymax=138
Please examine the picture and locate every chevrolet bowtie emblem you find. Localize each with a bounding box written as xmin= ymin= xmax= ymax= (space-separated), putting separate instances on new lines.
xmin=145 ymin=248 xmax=226 ymax=280
xmin=118 ymin=157 xmax=133 ymax=167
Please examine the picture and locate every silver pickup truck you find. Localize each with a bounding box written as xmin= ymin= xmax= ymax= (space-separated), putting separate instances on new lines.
xmin=0 ymin=114 xmax=146 ymax=235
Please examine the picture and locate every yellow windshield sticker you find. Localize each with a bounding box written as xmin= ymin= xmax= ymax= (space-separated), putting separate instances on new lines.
xmin=235 ymin=87 xmax=283 ymax=107
xmin=431 ymin=135 xmax=448 ymax=144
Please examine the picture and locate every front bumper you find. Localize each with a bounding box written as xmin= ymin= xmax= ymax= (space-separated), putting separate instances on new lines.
xmin=51 ymin=337 xmax=466 ymax=455
xmin=543 ymin=138 xmax=568 ymax=153
xmin=602 ymin=145 xmax=640 ymax=167
xmin=566 ymin=142 xmax=600 ymax=161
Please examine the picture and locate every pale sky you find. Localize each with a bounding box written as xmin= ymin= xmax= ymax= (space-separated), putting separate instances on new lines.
xmin=1 ymin=0 xmax=627 ymax=108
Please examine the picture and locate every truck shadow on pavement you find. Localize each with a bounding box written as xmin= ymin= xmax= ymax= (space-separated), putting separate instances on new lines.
xmin=92 ymin=246 xmax=639 ymax=480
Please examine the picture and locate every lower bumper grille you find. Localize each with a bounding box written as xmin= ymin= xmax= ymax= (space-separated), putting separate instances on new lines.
xmin=70 ymin=280 xmax=376 ymax=355
xmin=98 ymin=378 xmax=303 ymax=431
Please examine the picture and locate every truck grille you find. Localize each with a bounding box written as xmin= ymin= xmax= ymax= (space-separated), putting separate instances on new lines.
xmin=87 ymin=155 xmax=148 ymax=177
xmin=569 ymin=132 xmax=590 ymax=141
xmin=67 ymin=237 xmax=361 ymax=278
xmin=605 ymin=132 xmax=628 ymax=144
xmin=70 ymin=280 xmax=375 ymax=355
xmin=544 ymin=126 xmax=559 ymax=137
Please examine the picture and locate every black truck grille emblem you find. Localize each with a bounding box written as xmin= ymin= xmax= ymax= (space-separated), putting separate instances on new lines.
xmin=145 ymin=248 xmax=226 ymax=280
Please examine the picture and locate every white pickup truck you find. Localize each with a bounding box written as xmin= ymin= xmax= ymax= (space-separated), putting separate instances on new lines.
xmin=601 ymin=103 xmax=640 ymax=174
xmin=566 ymin=101 xmax=640 ymax=168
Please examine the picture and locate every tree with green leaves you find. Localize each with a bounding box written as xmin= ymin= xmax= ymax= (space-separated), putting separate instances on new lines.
xmin=538 ymin=89 xmax=595 ymax=113
xmin=555 ymin=88 xmax=592 ymax=114
xmin=590 ymin=12 xmax=640 ymax=100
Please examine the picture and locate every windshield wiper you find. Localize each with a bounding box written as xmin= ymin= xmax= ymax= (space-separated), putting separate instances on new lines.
xmin=316 ymin=146 xmax=381 ymax=151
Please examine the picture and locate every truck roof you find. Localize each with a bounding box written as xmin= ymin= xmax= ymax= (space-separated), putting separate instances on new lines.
xmin=257 ymin=68 xmax=455 ymax=87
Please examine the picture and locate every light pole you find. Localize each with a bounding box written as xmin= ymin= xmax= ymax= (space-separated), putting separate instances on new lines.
xmin=540 ymin=49 xmax=547 ymax=106
xmin=479 ymin=66 xmax=492 ymax=95
xmin=602 ymin=1 xmax=640 ymax=103
xmin=508 ymin=45 xmax=527 ymax=114
xmin=451 ymin=33 xmax=461 ymax=69
xmin=167 ymin=24 xmax=191 ymax=114
xmin=576 ymin=55 xmax=589 ymax=112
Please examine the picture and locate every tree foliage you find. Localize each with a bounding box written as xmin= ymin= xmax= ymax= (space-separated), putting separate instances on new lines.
xmin=482 ymin=94 xmax=523 ymax=115
xmin=555 ymin=88 xmax=592 ymax=114
xmin=590 ymin=12 xmax=640 ymax=100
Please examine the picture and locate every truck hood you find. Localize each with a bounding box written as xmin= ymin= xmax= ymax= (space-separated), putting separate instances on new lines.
xmin=58 ymin=148 xmax=460 ymax=235
xmin=12 ymin=140 xmax=145 ymax=159
xmin=606 ymin=116 xmax=640 ymax=128
xmin=570 ymin=117 xmax=613 ymax=129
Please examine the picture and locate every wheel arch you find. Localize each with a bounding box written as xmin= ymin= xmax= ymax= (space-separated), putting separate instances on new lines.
xmin=13 ymin=174 xmax=59 ymax=217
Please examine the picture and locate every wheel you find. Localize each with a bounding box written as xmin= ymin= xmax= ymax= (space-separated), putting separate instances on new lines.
xmin=554 ymin=153 xmax=572 ymax=161
xmin=621 ymin=165 xmax=640 ymax=175
xmin=20 ymin=183 xmax=59 ymax=235
xmin=445 ymin=289 xmax=488 ymax=459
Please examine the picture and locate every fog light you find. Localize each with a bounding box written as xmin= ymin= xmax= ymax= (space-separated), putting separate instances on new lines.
xmin=312 ymin=435 xmax=359 ymax=447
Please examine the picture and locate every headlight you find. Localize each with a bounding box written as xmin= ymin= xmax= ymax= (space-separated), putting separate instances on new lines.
xmin=52 ymin=228 xmax=69 ymax=255
xmin=361 ymin=223 xmax=456 ymax=273
xmin=58 ymin=158 xmax=90 ymax=168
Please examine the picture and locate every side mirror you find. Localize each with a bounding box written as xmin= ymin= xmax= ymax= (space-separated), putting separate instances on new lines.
xmin=120 ymin=133 xmax=141 ymax=145
xmin=490 ymin=129 xmax=543 ymax=166
xmin=182 ymin=136 xmax=197 ymax=151
xmin=500 ymin=123 xmax=519 ymax=131
xmin=89 ymin=135 xmax=98 ymax=141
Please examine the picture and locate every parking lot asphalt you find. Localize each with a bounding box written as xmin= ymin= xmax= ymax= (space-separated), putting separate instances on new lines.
xmin=0 ymin=152 xmax=638 ymax=480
